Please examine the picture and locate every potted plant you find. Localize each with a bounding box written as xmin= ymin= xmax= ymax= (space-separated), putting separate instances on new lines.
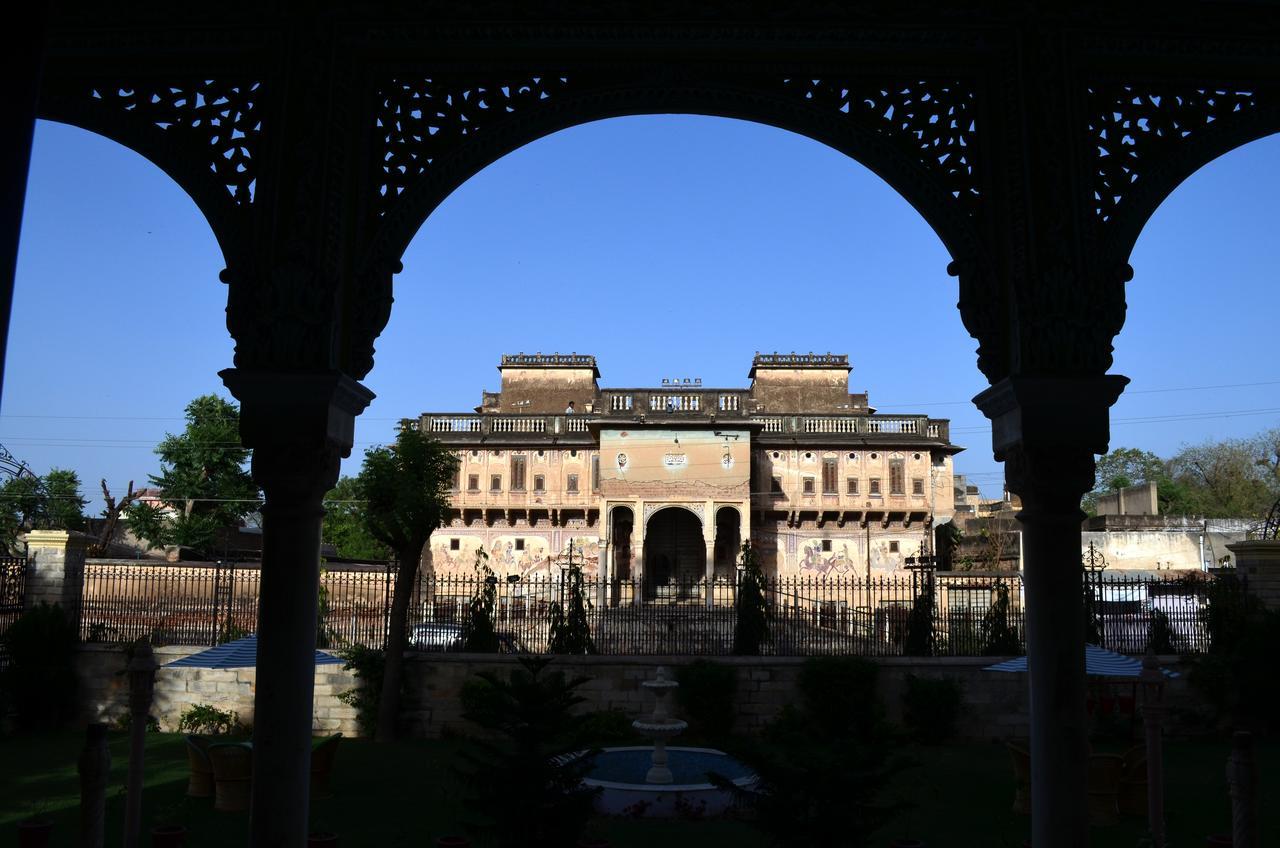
xmin=17 ymin=803 xmax=54 ymax=848
xmin=435 ymin=837 xmax=470 ymax=848
xmin=150 ymin=798 xmax=188 ymax=848
xmin=308 ymin=832 xmax=339 ymax=847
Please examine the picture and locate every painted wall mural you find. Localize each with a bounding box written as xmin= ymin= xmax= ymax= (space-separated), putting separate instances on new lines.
xmin=429 ymin=531 xmax=600 ymax=579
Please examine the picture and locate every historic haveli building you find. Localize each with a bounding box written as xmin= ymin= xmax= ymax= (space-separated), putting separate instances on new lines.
xmin=406 ymin=352 xmax=962 ymax=594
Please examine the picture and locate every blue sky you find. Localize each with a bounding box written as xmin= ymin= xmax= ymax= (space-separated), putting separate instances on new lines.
xmin=7 ymin=116 xmax=1279 ymax=511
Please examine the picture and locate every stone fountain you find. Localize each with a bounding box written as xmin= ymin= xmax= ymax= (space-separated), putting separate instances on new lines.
xmin=573 ymin=665 xmax=758 ymax=817
xmin=631 ymin=666 xmax=688 ymax=784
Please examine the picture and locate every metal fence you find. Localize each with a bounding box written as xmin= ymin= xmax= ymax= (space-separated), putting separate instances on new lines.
xmin=74 ymin=561 xmax=1230 ymax=657
xmin=0 ymin=556 xmax=24 ymax=635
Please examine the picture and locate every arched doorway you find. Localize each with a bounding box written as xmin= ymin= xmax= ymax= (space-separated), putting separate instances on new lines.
xmin=644 ymin=507 xmax=704 ymax=600
xmin=713 ymin=507 xmax=741 ymax=580
xmin=608 ymin=505 xmax=633 ymax=607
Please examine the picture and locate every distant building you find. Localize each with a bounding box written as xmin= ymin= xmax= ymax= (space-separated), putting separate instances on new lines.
xmin=407 ymin=352 xmax=962 ymax=593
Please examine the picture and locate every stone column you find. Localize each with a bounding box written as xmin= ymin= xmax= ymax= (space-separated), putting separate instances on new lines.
xmin=25 ymin=529 xmax=92 ymax=624
xmin=222 ymin=369 xmax=372 ymax=848
xmin=1225 ymin=540 xmax=1280 ymax=609
xmin=976 ymin=375 xmax=1127 ymax=848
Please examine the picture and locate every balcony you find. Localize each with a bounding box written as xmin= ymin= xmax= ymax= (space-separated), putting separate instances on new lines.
xmin=597 ymin=389 xmax=751 ymax=417
xmin=419 ymin=413 xmax=595 ymax=442
xmin=752 ymin=415 xmax=950 ymax=443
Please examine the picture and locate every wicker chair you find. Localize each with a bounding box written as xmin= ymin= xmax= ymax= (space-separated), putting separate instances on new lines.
xmin=1118 ymin=745 xmax=1148 ymax=816
xmin=208 ymin=743 xmax=253 ymax=812
xmin=1006 ymin=742 xmax=1031 ymax=815
xmin=1087 ymin=753 xmax=1124 ymax=826
xmin=184 ymin=736 xmax=214 ymax=798
xmin=310 ymin=734 xmax=343 ymax=799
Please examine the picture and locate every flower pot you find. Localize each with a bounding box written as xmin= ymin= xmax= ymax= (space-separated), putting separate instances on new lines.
xmin=1206 ymin=836 xmax=1231 ymax=847
xmin=150 ymin=824 xmax=187 ymax=848
xmin=18 ymin=820 xmax=54 ymax=848
xmin=436 ymin=838 xmax=470 ymax=848
xmin=308 ymin=832 xmax=339 ymax=847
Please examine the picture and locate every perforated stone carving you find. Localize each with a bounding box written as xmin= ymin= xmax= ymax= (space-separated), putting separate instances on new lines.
xmin=376 ymin=76 xmax=572 ymax=208
xmin=83 ymin=80 xmax=260 ymax=204
xmin=778 ymin=78 xmax=979 ymax=205
xmin=1089 ymin=86 xmax=1257 ymax=222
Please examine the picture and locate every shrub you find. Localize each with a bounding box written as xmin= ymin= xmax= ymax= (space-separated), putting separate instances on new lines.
xmin=1145 ymin=608 xmax=1175 ymax=655
xmin=455 ymin=657 xmax=600 ymax=848
xmin=548 ymin=552 xmax=595 ymax=655
xmin=568 ymin=709 xmax=641 ymax=748
xmin=676 ymin=660 xmax=737 ymax=743
xmin=722 ymin=656 xmax=899 ymax=848
xmin=1 ymin=602 xmax=78 ymax=731
xmin=903 ymin=579 xmax=936 ymax=657
xmin=337 ymin=644 xmax=385 ymax=737
xmin=462 ymin=548 xmax=500 ymax=652
xmin=981 ymin=579 xmax=1022 ymax=656
xmin=177 ymin=703 xmax=239 ymax=736
xmin=901 ymin=675 xmax=963 ymax=744
xmin=733 ymin=541 xmax=770 ymax=655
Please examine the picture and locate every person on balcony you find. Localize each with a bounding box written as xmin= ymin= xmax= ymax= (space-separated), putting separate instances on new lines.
xmin=565 ymin=401 xmax=575 ymax=414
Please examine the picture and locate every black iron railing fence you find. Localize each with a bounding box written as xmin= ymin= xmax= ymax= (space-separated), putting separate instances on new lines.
xmin=0 ymin=556 xmax=25 ymax=633
xmin=75 ymin=561 xmax=1229 ymax=657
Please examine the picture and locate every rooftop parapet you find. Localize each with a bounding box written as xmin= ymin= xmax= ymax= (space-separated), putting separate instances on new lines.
xmin=500 ymin=352 xmax=599 ymax=375
xmin=749 ymin=351 xmax=850 ymax=377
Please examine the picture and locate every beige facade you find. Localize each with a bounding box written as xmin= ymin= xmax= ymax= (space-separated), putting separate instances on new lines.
xmin=410 ymin=353 xmax=961 ymax=593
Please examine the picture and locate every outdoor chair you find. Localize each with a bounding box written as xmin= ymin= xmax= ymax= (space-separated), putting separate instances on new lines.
xmin=1006 ymin=742 xmax=1031 ymax=815
xmin=1087 ymin=753 xmax=1124 ymax=826
xmin=1118 ymin=745 xmax=1148 ymax=816
xmin=184 ymin=736 xmax=214 ymax=798
xmin=310 ymin=733 xmax=343 ymax=799
xmin=208 ymin=742 xmax=253 ymax=812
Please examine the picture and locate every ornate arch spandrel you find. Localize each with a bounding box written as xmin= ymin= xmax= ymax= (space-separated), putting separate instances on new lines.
xmin=36 ymin=76 xmax=262 ymax=267
xmin=1086 ymin=81 xmax=1280 ymax=268
xmin=347 ymin=70 xmax=991 ymax=380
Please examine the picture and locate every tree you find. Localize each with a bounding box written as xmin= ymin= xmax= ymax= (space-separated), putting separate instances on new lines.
xmin=733 ymin=540 xmax=771 ymax=655
xmin=124 ymin=395 xmax=259 ymax=556
xmin=547 ymin=541 xmax=595 ymax=655
xmin=321 ymin=476 xmax=391 ymax=561
xmin=1168 ymin=434 xmax=1280 ymax=519
xmin=354 ymin=427 xmax=458 ymax=742
xmin=0 ymin=468 xmax=88 ymax=552
xmin=1082 ymin=447 xmax=1195 ymax=515
xmin=90 ymin=479 xmax=140 ymax=556
xmin=462 ymin=548 xmax=500 ymax=653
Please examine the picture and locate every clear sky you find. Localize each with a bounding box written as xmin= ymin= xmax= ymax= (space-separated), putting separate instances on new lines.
xmin=6 ymin=116 xmax=1279 ymax=511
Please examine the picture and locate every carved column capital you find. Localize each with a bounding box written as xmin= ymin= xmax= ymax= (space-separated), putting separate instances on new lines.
xmin=220 ymin=369 xmax=375 ymax=507
xmin=974 ymin=375 xmax=1129 ymax=513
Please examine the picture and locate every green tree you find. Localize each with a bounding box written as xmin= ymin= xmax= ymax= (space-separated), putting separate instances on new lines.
xmin=462 ymin=548 xmax=500 ymax=653
xmin=0 ymin=468 xmax=88 ymax=552
xmin=981 ymin=579 xmax=1022 ymax=656
xmin=1169 ymin=434 xmax=1280 ymax=519
xmin=733 ymin=540 xmax=771 ymax=655
xmin=1083 ymin=447 xmax=1195 ymax=515
xmin=547 ymin=541 xmax=595 ymax=655
xmin=353 ymin=427 xmax=458 ymax=742
xmin=321 ymin=476 xmax=391 ymax=561
xmin=124 ymin=395 xmax=259 ymax=556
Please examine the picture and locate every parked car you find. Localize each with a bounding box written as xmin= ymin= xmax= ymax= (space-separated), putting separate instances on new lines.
xmin=409 ymin=622 xmax=527 ymax=653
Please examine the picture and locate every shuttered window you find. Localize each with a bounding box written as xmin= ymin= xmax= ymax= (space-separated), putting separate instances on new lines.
xmin=889 ymin=459 xmax=905 ymax=495
xmin=592 ymin=455 xmax=601 ymax=491
xmin=510 ymin=455 xmax=527 ymax=491
xmin=912 ymin=478 xmax=925 ymax=496
xmin=822 ymin=458 xmax=838 ymax=494
xmin=567 ymin=474 xmax=579 ymax=494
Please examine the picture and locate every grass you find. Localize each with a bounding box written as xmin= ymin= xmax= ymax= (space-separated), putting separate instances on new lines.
xmin=0 ymin=729 xmax=1273 ymax=847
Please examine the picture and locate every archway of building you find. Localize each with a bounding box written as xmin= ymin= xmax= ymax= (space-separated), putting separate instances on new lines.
xmin=643 ymin=506 xmax=705 ymax=600
xmin=713 ymin=506 xmax=741 ymax=580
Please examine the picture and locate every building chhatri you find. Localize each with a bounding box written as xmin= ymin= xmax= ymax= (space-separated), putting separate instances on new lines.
xmin=407 ymin=352 xmax=962 ymax=595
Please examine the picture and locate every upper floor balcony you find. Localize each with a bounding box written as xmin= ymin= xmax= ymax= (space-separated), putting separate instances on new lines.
xmin=409 ymin=411 xmax=953 ymax=446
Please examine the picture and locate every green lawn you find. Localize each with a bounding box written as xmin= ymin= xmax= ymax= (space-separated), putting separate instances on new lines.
xmin=0 ymin=731 xmax=1272 ymax=847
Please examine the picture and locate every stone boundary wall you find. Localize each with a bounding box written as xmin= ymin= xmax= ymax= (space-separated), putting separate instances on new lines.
xmin=74 ymin=644 xmax=360 ymax=736
xmin=401 ymin=653 xmax=1190 ymax=741
xmin=75 ymin=645 xmax=1193 ymax=742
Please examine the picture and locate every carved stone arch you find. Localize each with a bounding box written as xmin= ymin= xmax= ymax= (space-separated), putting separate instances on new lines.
xmin=348 ymin=73 xmax=991 ymax=379
xmin=644 ymin=502 xmax=706 ymax=529
xmin=1087 ymin=81 xmax=1280 ymax=270
xmin=36 ymin=75 xmax=262 ymax=268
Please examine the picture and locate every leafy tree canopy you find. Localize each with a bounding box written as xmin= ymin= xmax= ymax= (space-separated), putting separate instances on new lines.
xmin=1084 ymin=428 xmax=1280 ymax=520
xmin=0 ymin=468 xmax=88 ymax=552
xmin=124 ymin=395 xmax=259 ymax=556
xmin=321 ymin=475 xmax=391 ymax=561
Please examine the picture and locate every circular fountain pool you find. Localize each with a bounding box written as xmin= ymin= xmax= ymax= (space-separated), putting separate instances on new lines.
xmin=583 ymin=746 xmax=757 ymax=817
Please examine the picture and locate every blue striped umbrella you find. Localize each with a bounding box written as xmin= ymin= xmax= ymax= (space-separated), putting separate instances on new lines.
xmin=984 ymin=644 xmax=1179 ymax=678
xmin=164 ymin=635 xmax=345 ymax=670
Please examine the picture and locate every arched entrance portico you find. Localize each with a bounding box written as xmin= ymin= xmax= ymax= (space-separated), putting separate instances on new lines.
xmin=643 ymin=506 xmax=705 ymax=601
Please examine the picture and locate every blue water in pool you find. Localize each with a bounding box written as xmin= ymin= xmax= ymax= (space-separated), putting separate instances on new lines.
xmin=587 ymin=748 xmax=754 ymax=785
